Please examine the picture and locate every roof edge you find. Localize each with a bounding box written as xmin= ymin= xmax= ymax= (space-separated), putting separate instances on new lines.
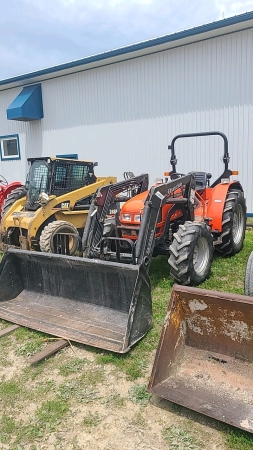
xmin=1 ymin=11 xmax=253 ymax=89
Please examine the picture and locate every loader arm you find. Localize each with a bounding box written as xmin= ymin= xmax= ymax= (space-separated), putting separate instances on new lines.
xmin=82 ymin=174 xmax=149 ymax=255
xmin=135 ymin=173 xmax=196 ymax=266
xmin=84 ymin=173 xmax=196 ymax=267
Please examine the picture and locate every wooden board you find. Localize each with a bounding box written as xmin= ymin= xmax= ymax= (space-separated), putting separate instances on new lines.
xmin=0 ymin=324 xmax=20 ymax=338
xmin=29 ymin=339 xmax=69 ymax=364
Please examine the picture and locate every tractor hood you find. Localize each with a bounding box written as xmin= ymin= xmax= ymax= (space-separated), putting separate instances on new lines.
xmin=120 ymin=190 xmax=148 ymax=216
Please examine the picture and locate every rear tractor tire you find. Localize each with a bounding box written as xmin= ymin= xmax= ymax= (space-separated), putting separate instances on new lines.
xmin=215 ymin=189 xmax=246 ymax=256
xmin=245 ymin=252 xmax=253 ymax=297
xmin=39 ymin=221 xmax=79 ymax=255
xmin=1 ymin=186 xmax=26 ymax=218
xmin=169 ymin=221 xmax=213 ymax=286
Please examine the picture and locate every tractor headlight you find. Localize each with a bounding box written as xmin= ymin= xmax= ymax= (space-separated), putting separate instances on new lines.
xmin=134 ymin=214 xmax=141 ymax=222
xmin=122 ymin=214 xmax=131 ymax=221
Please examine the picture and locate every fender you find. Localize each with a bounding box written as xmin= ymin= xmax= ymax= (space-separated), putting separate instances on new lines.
xmin=206 ymin=181 xmax=244 ymax=232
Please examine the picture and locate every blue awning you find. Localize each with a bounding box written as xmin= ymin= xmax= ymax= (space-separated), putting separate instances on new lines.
xmin=6 ymin=84 xmax=43 ymax=121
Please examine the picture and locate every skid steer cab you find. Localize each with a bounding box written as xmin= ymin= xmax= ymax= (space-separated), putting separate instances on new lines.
xmin=0 ymin=156 xmax=116 ymax=253
xmin=118 ymin=131 xmax=246 ymax=285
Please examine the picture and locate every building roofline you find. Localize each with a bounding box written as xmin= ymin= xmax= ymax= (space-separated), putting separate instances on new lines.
xmin=1 ymin=11 xmax=253 ymax=90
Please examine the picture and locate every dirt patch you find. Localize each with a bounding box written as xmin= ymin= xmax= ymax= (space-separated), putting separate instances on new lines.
xmin=0 ymin=337 xmax=229 ymax=450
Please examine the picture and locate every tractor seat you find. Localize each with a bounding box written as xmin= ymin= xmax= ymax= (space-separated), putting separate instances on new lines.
xmin=188 ymin=172 xmax=208 ymax=192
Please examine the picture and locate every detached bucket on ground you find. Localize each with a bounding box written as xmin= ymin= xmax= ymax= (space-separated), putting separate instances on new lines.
xmin=0 ymin=248 xmax=152 ymax=353
xmin=148 ymin=285 xmax=253 ymax=432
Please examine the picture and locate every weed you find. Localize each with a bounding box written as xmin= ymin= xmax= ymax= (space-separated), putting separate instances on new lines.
xmin=128 ymin=384 xmax=151 ymax=406
xmin=81 ymin=365 xmax=105 ymax=386
xmin=14 ymin=327 xmax=45 ymax=342
xmin=15 ymin=339 xmax=43 ymax=357
xmin=36 ymin=398 xmax=69 ymax=430
xmin=130 ymin=412 xmax=147 ymax=428
xmin=34 ymin=380 xmax=56 ymax=396
xmin=96 ymin=351 xmax=148 ymax=381
xmin=0 ymin=414 xmax=16 ymax=443
xmin=0 ymin=352 xmax=12 ymax=368
xmin=58 ymin=357 xmax=90 ymax=376
xmin=162 ymin=425 xmax=202 ymax=449
xmin=15 ymin=421 xmax=45 ymax=443
xmin=22 ymin=361 xmax=48 ymax=381
xmin=100 ymin=393 xmax=126 ymax=407
xmin=71 ymin=436 xmax=83 ymax=450
xmin=0 ymin=379 xmax=29 ymax=407
xmin=82 ymin=411 xmax=101 ymax=430
xmin=58 ymin=379 xmax=98 ymax=403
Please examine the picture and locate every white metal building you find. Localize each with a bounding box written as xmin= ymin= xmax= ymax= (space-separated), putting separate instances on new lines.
xmin=0 ymin=12 xmax=253 ymax=213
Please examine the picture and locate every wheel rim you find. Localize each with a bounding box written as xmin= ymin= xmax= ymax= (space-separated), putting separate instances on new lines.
xmin=52 ymin=230 xmax=76 ymax=253
xmin=193 ymin=237 xmax=210 ymax=276
xmin=232 ymin=204 xmax=244 ymax=245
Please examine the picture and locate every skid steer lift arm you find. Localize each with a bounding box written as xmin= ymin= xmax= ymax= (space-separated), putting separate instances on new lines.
xmin=83 ymin=173 xmax=196 ymax=266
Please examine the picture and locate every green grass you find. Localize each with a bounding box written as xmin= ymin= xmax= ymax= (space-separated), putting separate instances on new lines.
xmin=162 ymin=425 xmax=202 ymax=449
xmin=36 ymin=398 xmax=69 ymax=425
xmin=58 ymin=357 xmax=90 ymax=376
xmin=128 ymin=384 xmax=151 ymax=406
xmin=225 ymin=428 xmax=253 ymax=450
xmin=0 ymin=379 xmax=30 ymax=409
xmin=57 ymin=366 xmax=104 ymax=403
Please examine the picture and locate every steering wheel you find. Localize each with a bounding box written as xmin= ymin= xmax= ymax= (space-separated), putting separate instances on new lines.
xmin=0 ymin=175 xmax=8 ymax=186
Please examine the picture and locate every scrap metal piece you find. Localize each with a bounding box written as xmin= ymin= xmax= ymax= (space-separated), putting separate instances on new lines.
xmin=0 ymin=324 xmax=20 ymax=338
xmin=29 ymin=339 xmax=69 ymax=364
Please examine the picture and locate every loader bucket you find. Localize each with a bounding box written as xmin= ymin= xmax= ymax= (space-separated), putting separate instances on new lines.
xmin=149 ymin=285 xmax=253 ymax=432
xmin=0 ymin=248 xmax=152 ymax=353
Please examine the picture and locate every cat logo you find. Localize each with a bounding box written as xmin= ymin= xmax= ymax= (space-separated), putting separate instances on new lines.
xmin=61 ymin=201 xmax=70 ymax=210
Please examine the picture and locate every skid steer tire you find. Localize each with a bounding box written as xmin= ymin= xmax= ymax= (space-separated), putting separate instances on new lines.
xmin=168 ymin=221 xmax=213 ymax=286
xmin=215 ymin=189 xmax=246 ymax=256
xmin=39 ymin=221 xmax=79 ymax=255
xmin=245 ymin=251 xmax=253 ymax=297
xmin=1 ymin=186 xmax=26 ymax=217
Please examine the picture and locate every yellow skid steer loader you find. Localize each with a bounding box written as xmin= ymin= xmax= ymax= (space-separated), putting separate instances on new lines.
xmin=0 ymin=156 xmax=116 ymax=254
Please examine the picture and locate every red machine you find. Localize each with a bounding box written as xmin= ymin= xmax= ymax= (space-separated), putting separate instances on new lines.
xmin=0 ymin=176 xmax=23 ymax=220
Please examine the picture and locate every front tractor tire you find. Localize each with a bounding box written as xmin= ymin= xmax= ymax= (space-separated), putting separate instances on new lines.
xmin=169 ymin=221 xmax=213 ymax=286
xmin=39 ymin=221 xmax=79 ymax=255
xmin=215 ymin=189 xmax=246 ymax=256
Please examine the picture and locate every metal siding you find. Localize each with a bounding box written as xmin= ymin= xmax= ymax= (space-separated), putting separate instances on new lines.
xmin=0 ymin=28 xmax=252 ymax=211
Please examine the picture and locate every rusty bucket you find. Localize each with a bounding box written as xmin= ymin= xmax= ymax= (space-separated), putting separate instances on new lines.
xmin=149 ymin=285 xmax=253 ymax=432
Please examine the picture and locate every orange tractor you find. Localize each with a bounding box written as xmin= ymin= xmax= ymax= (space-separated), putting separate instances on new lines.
xmin=85 ymin=131 xmax=246 ymax=286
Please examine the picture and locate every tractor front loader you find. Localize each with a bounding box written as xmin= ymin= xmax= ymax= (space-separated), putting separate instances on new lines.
xmin=0 ymin=156 xmax=116 ymax=254
xmin=0 ymin=174 xmax=152 ymax=353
